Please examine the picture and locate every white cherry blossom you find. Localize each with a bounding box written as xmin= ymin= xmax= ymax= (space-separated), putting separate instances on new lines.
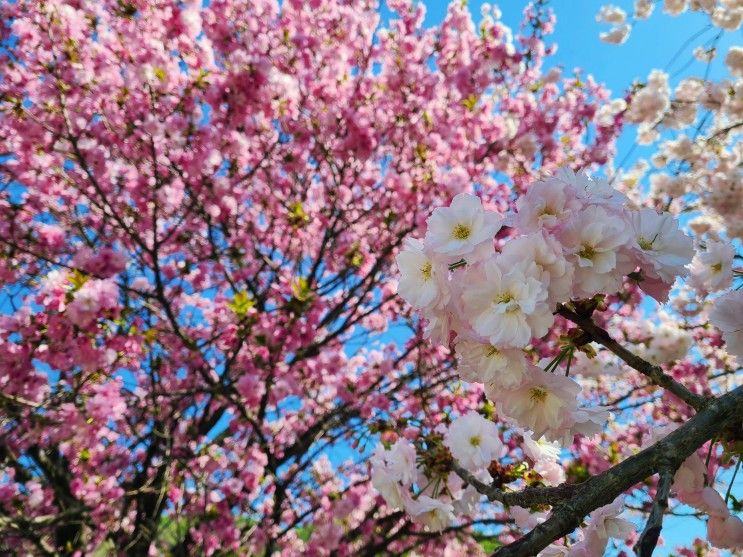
xmin=455 ymin=339 xmax=527 ymax=387
xmin=585 ymin=496 xmax=635 ymax=541
xmin=405 ymin=495 xmax=456 ymax=532
xmin=513 ymin=176 xmax=580 ymax=233
xmin=521 ymin=431 xmax=562 ymax=462
xmin=628 ymin=208 xmax=694 ymax=287
xmin=370 ymin=440 xmax=417 ymax=509
xmin=460 ymin=257 xmax=552 ymax=348
xmin=558 ymin=205 xmax=631 ymax=298
xmin=494 ymin=363 xmax=581 ymax=441
xmin=396 ymin=238 xmax=448 ymax=310
xmin=444 ymin=411 xmax=503 ymax=472
xmin=500 ymin=232 xmax=574 ymax=308
xmin=425 ymin=193 xmax=502 ymax=257
xmin=689 ymin=240 xmax=735 ymax=294
xmin=710 ymin=290 xmax=743 ymax=359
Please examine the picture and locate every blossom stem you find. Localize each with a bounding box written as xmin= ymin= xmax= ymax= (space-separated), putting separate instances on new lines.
xmin=724 ymin=456 xmax=741 ymax=503
xmin=448 ymin=259 xmax=467 ymax=271
xmin=703 ymin=439 xmax=716 ymax=486
xmin=564 ymin=348 xmax=574 ymax=377
xmin=493 ymin=385 xmax=743 ymax=557
xmin=544 ymin=347 xmax=570 ymax=374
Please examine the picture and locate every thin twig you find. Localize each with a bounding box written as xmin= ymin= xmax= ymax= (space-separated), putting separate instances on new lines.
xmin=634 ymin=468 xmax=674 ymax=556
xmin=556 ymin=305 xmax=708 ymax=411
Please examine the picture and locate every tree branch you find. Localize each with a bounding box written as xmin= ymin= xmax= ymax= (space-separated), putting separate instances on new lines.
xmin=556 ymin=305 xmax=708 ymax=410
xmin=493 ymin=384 xmax=743 ymax=557
xmin=452 ymin=463 xmax=580 ymax=507
xmin=634 ymin=468 xmax=674 ymax=557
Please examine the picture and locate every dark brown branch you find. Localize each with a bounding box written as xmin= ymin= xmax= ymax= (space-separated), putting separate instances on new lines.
xmin=556 ymin=305 xmax=707 ymax=410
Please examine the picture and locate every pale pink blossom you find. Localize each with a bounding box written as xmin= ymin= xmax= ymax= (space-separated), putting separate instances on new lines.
xmin=534 ymin=458 xmax=566 ymax=486
xmin=513 ymin=177 xmax=580 ymax=233
xmin=396 ymin=238 xmax=449 ymax=310
xmin=512 ymin=505 xmax=548 ymax=530
xmin=664 ymin=0 xmax=689 ymax=15
xmin=600 ymin=23 xmax=632 ymax=44
xmin=708 ymin=513 xmax=743 ymax=549
xmin=405 ymin=495 xmax=456 ymax=532
xmin=455 ymin=340 xmax=527 ymax=387
xmin=682 ymin=487 xmax=730 ymax=518
xmin=586 ymin=496 xmax=634 ymax=541
xmin=688 ymin=240 xmax=735 ymax=294
xmin=596 ymin=5 xmax=627 ymax=24
xmin=558 ymin=169 xmax=628 ymax=207
xmin=460 ymin=257 xmax=552 ymax=348
xmin=635 ymin=0 xmax=655 ymax=19
xmin=370 ymin=440 xmax=417 ymax=510
xmin=628 ymin=208 xmax=694 ymax=289
xmin=494 ymin=363 xmax=581 ymax=441
xmin=725 ymin=47 xmax=743 ymax=77
xmin=500 ymin=232 xmax=574 ymax=308
xmin=710 ymin=290 xmax=743 ymax=359
xmin=565 ymin=406 xmax=610 ymax=442
xmin=521 ymin=431 xmax=562 ymax=462
xmin=558 ymin=205 xmax=631 ymax=298
xmin=444 ymin=411 xmax=503 ymax=472
xmin=425 ymin=193 xmax=502 ymax=257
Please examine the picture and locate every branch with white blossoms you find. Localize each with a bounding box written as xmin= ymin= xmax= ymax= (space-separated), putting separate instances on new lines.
xmin=493 ymin=384 xmax=743 ymax=557
xmin=596 ymin=0 xmax=742 ymax=46
xmin=375 ymin=169 xmax=743 ymax=552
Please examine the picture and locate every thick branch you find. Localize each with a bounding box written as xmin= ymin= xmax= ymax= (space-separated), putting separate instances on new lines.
xmin=493 ymin=384 xmax=743 ymax=557
xmin=634 ymin=469 xmax=674 ymax=557
xmin=452 ymin=463 xmax=580 ymax=507
xmin=556 ymin=305 xmax=707 ymax=410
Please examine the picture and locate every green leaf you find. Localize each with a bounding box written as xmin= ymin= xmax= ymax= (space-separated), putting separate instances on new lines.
xmin=69 ymin=269 xmax=90 ymax=291
xmin=228 ymin=290 xmax=255 ymax=317
xmin=296 ymin=524 xmax=314 ymax=542
xmin=288 ymin=201 xmax=310 ymax=226
xmin=461 ymin=94 xmax=478 ymax=111
xmin=291 ymin=277 xmax=313 ymax=303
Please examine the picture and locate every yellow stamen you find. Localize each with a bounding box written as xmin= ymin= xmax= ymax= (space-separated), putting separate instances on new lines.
xmin=529 ymin=386 xmax=548 ymax=403
xmin=637 ymin=236 xmax=654 ymax=251
xmin=578 ymin=244 xmax=596 ymax=260
xmin=420 ymin=261 xmax=433 ymax=280
xmin=452 ymin=224 xmax=472 ymax=241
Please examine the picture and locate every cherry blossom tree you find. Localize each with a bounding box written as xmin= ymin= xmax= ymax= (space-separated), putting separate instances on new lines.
xmin=0 ymin=0 xmax=624 ymax=554
xmin=0 ymin=1 xmax=740 ymax=556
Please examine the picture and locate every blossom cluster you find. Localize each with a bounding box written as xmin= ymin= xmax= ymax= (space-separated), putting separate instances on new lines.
xmin=396 ymin=170 xmax=693 ymax=441
xmin=596 ymin=0 xmax=742 ymax=45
